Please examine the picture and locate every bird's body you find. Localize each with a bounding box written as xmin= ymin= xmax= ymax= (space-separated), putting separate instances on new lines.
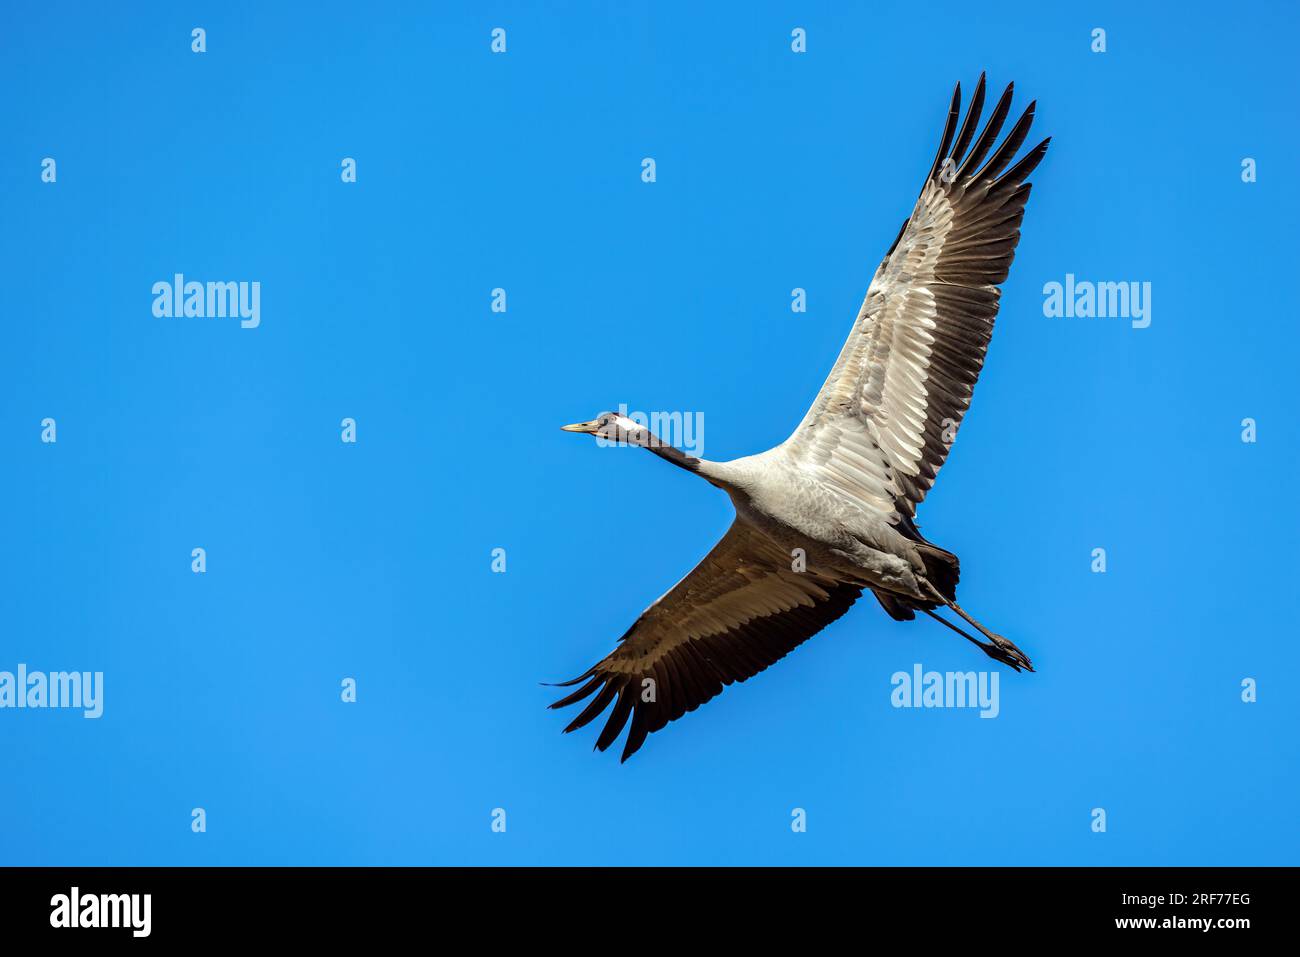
xmin=554 ymin=74 xmax=1049 ymax=760
xmin=703 ymin=451 xmax=927 ymax=600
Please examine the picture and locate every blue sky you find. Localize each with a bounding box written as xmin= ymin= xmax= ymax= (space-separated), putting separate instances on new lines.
xmin=2 ymin=0 xmax=1297 ymax=865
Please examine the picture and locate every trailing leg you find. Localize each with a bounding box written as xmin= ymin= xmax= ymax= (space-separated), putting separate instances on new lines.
xmin=919 ymin=583 xmax=1034 ymax=672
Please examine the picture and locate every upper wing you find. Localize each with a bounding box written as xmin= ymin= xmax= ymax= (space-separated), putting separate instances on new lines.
xmin=784 ymin=74 xmax=1049 ymax=522
xmin=550 ymin=520 xmax=862 ymax=761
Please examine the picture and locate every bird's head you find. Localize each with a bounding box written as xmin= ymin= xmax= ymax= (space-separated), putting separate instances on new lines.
xmin=560 ymin=411 xmax=650 ymax=446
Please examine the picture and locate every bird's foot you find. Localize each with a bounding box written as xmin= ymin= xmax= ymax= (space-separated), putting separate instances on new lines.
xmin=979 ymin=634 xmax=1034 ymax=673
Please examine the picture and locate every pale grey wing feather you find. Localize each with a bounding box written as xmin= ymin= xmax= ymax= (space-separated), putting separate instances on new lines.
xmin=784 ymin=75 xmax=1049 ymax=521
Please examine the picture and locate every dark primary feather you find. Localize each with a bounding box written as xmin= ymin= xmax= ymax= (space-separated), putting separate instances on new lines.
xmin=948 ymin=74 xmax=987 ymax=170
xmin=551 ymin=579 xmax=863 ymax=761
xmin=549 ymin=522 xmax=864 ymax=761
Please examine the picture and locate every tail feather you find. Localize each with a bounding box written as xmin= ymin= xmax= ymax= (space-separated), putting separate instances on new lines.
xmin=917 ymin=542 xmax=960 ymax=602
xmin=872 ymin=540 xmax=961 ymax=620
xmin=873 ymin=591 xmax=916 ymax=621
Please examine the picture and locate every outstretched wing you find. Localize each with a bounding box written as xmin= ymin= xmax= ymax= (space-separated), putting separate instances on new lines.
xmin=784 ymin=74 xmax=1049 ymax=522
xmin=550 ymin=521 xmax=862 ymax=761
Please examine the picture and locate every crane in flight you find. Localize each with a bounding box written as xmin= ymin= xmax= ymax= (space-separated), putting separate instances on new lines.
xmin=553 ymin=74 xmax=1049 ymax=761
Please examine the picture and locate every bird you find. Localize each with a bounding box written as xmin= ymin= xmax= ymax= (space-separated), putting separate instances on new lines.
xmin=552 ymin=74 xmax=1049 ymax=761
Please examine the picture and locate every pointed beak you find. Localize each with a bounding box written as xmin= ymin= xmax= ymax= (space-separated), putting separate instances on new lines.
xmin=561 ymin=420 xmax=599 ymax=434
